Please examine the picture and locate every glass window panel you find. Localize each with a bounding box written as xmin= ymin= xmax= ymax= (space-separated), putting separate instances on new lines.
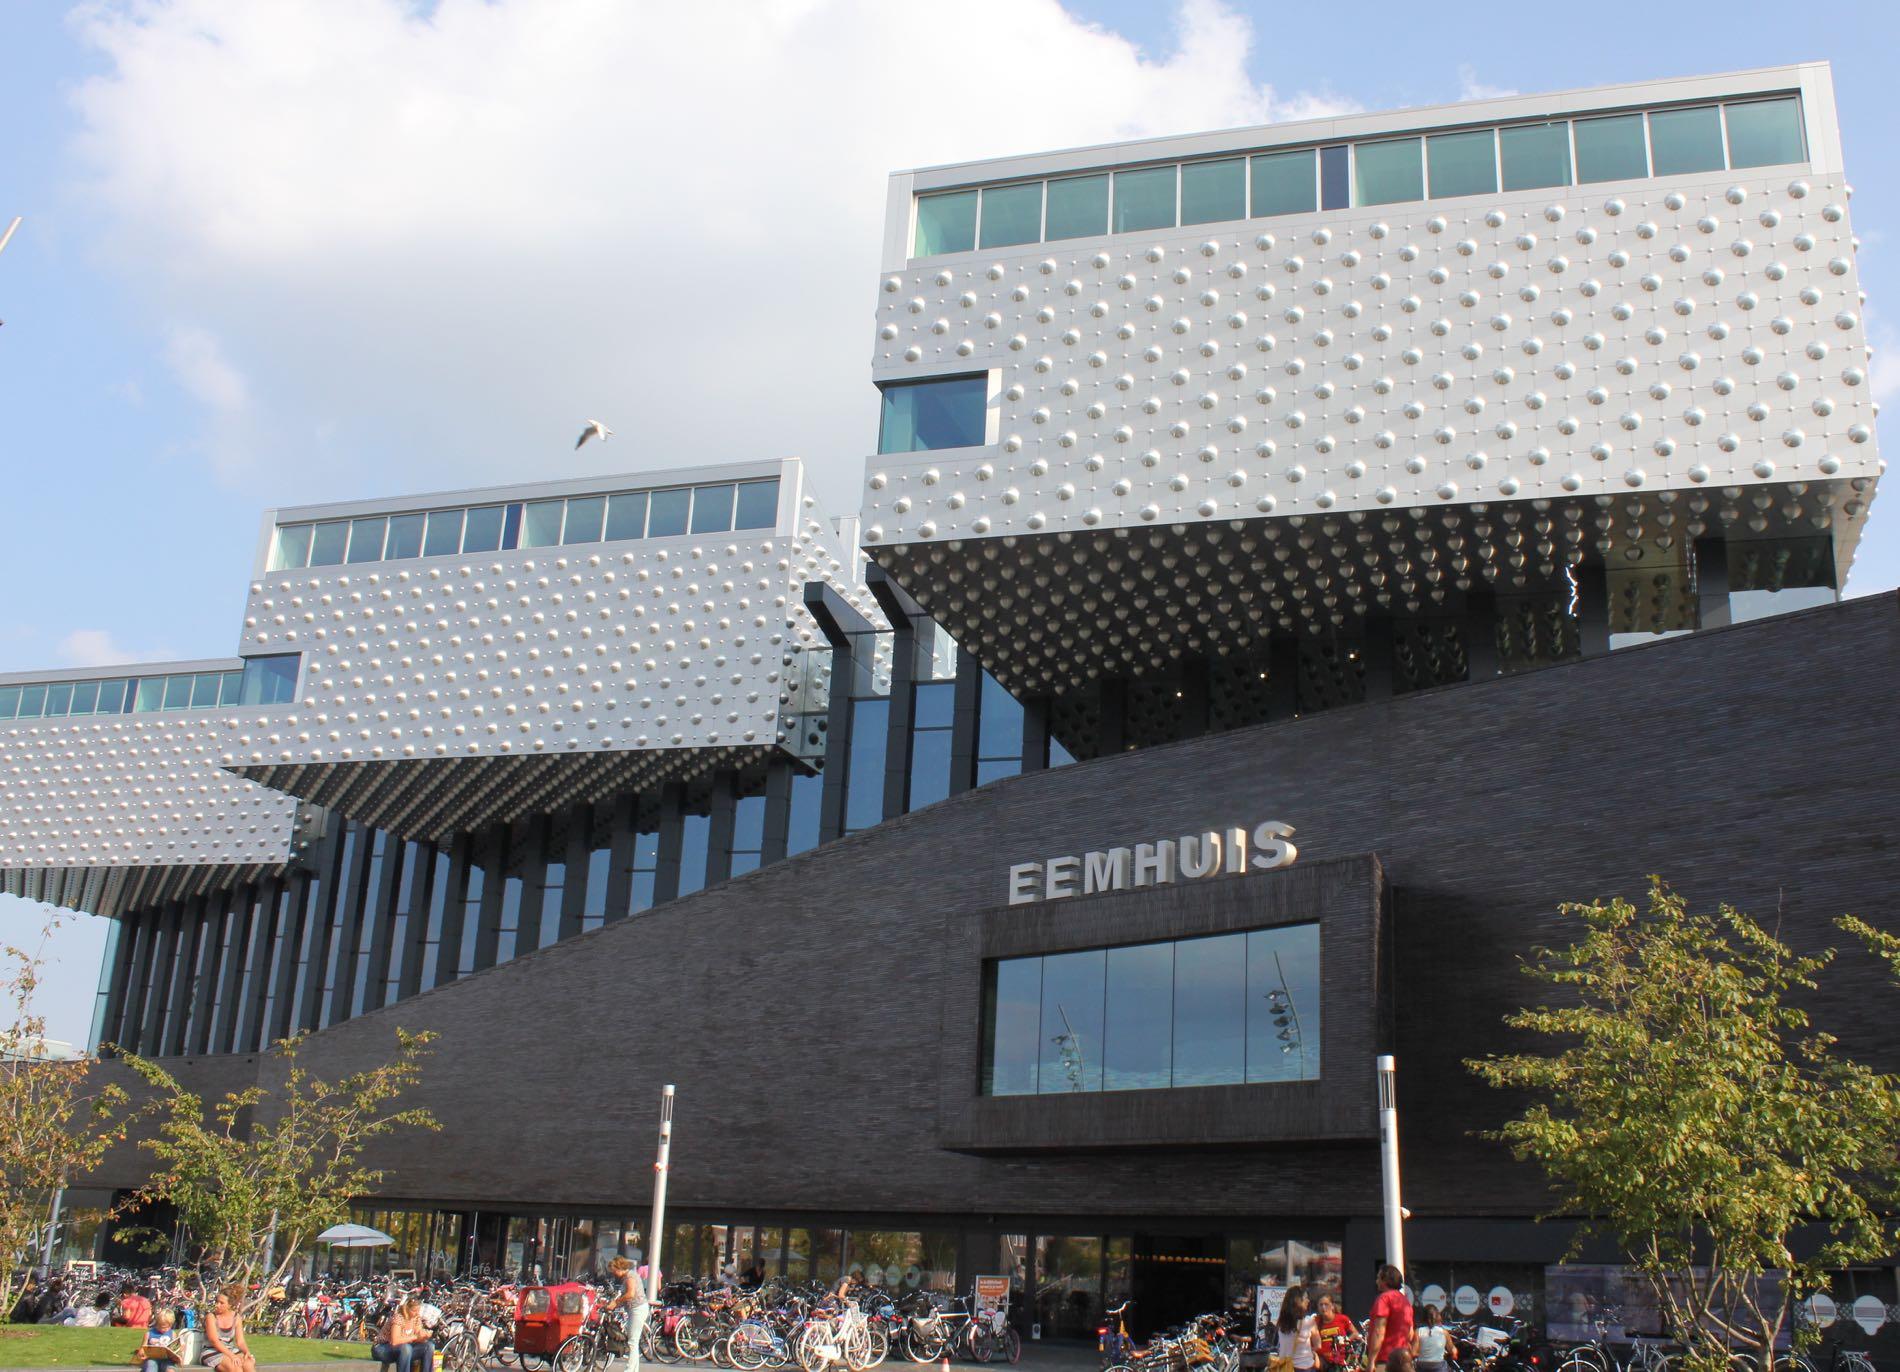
xmin=979 ymin=182 xmax=1042 ymax=249
xmin=1045 ymin=174 xmax=1109 ymax=241
xmin=1354 ymin=137 xmax=1424 ymax=206
xmin=562 ymin=495 xmax=606 ymax=544
xmin=983 ymin=958 xmax=1042 ymax=1095
xmin=677 ymin=812 xmax=709 ymax=897
xmin=1427 ymin=129 xmax=1498 ymax=198
xmin=1172 ymin=932 xmax=1246 ymax=1086
xmin=844 ymin=697 xmax=889 ymax=833
xmin=189 ymin=673 xmax=222 ymax=708
xmin=423 ymin=509 xmax=464 ymax=557
xmin=1574 ymin=113 xmax=1649 ymax=183
xmin=1320 ymin=145 xmax=1350 ymax=209
xmin=647 ymin=488 xmax=690 ymax=537
xmin=878 ymin=375 xmax=987 ymax=454
xmin=70 ymin=681 xmax=98 ymax=715
xmin=383 ymin=512 xmax=424 ymax=560
xmin=1726 ymin=97 xmax=1805 ymax=168
xmin=44 ymin=683 xmax=72 ymax=717
xmin=975 ymin=758 xmax=1020 ymax=785
xmin=907 ymin=728 xmax=952 ymax=812
xmin=732 ymin=794 xmax=765 ymax=856
xmin=16 ymin=685 xmax=45 ymax=720
xmin=913 ymin=680 xmax=955 ymax=730
xmin=914 ymin=190 xmax=977 ymax=257
xmin=501 ymin=502 xmax=522 ymax=549
xmin=461 ymin=505 xmax=503 ymax=552
xmin=1500 ymin=122 xmax=1573 ymax=191
xmin=1251 ymin=149 xmax=1317 ymax=217
xmin=1181 ymin=157 xmax=1245 ymax=225
xmin=977 ymin=671 xmax=1023 ymax=761
xmin=1038 ymin=949 xmax=1105 ymax=1093
xmin=0 ymin=687 xmax=18 ymax=721
xmin=1247 ymin=924 xmax=1322 ymax=1082
xmin=786 ymin=770 xmax=822 ymax=857
xmin=240 ymin=654 xmax=300 ymax=706
xmin=1649 ymin=105 xmax=1725 ymax=175
xmin=271 ymin=524 xmax=313 ymax=571
xmin=604 ymin=491 xmax=648 ymax=540
xmin=733 ymin=479 xmax=779 ymax=530
xmin=690 ymin=484 xmax=735 ymax=534
xmin=346 ymin=516 xmax=387 ymax=563
xmin=133 ymin=678 xmax=163 ymax=712
xmin=1112 ymin=165 xmax=1176 ymax=233
xmin=219 ymin=671 xmax=244 ymax=705
xmin=521 ymin=499 xmax=564 ymax=548
xmin=1048 ymin=735 xmax=1076 ymax=768
xmin=162 ymin=675 xmax=192 ymax=710
xmin=309 ymin=520 xmax=349 ymax=566
xmin=96 ymin=679 xmax=127 ymax=713
xmin=1033 ymin=1236 xmax=1102 ymax=1340
xmin=1104 ymin=942 xmax=1173 ymax=1090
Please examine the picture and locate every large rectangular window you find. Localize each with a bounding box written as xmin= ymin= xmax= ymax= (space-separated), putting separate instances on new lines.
xmin=1499 ymin=122 xmax=1572 ymax=191
xmin=914 ymin=191 xmax=977 ymax=257
xmin=1319 ymin=145 xmax=1350 ymax=210
xmin=979 ymin=182 xmax=1042 ymax=249
xmin=647 ymin=488 xmax=690 ymax=537
xmin=1250 ymin=149 xmax=1316 ymax=218
xmin=1574 ymin=113 xmax=1649 ymax=183
xmin=1180 ymin=158 xmax=1245 ymax=225
xmin=238 ymin=654 xmax=300 ymax=706
xmin=1354 ymin=137 xmax=1423 ymax=206
xmin=906 ymin=680 xmax=955 ymax=812
xmin=980 ymin=923 xmax=1320 ymax=1095
xmin=1045 ymin=174 xmax=1108 ymax=241
xmin=975 ymin=671 xmax=1022 ymax=786
xmin=1112 ymin=166 xmax=1176 ymax=233
xmin=1648 ymin=105 xmax=1725 ymax=176
xmin=877 ymin=374 xmax=987 ymax=454
xmin=843 ymin=697 xmax=889 ymax=834
xmin=1427 ymin=129 xmax=1497 ymax=198
xmin=733 ymin=479 xmax=779 ymax=530
xmin=1725 ymin=97 xmax=1804 ymax=168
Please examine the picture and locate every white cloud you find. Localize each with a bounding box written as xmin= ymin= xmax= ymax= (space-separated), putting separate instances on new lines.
xmin=1457 ymin=65 xmax=1518 ymax=102
xmin=57 ymin=628 xmax=173 ymax=667
xmin=65 ymin=0 xmax=1356 ymax=515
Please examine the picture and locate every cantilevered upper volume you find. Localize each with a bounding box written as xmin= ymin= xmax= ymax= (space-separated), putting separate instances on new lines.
xmin=0 ymin=458 xmax=877 ymax=917
xmin=858 ymin=64 xmax=1880 ymax=700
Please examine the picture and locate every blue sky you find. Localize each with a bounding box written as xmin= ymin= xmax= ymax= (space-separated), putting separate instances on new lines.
xmin=3 ymin=0 xmax=1896 ymax=1046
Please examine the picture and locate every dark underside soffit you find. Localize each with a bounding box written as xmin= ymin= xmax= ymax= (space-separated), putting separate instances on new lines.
xmin=228 ymin=743 xmax=780 ymax=846
xmin=865 ymin=483 xmax=1861 ymax=702
xmin=1 ymin=860 xmax=287 ymax=921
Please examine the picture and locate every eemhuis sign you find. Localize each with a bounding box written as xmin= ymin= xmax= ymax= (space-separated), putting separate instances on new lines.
xmin=1006 ymin=822 xmax=1298 ymax=906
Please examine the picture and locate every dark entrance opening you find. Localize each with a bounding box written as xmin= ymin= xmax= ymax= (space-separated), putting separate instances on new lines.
xmin=1129 ymin=1234 xmax=1226 ymax=1338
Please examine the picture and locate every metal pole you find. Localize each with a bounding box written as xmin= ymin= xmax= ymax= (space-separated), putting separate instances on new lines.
xmin=633 ymin=1085 xmax=674 ymax=1372
xmin=1376 ymin=1056 xmax=1405 ymax=1276
xmin=41 ymin=1183 xmax=65 ymax=1271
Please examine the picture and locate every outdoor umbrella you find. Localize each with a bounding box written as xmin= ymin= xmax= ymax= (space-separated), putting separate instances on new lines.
xmin=317 ymin=1223 xmax=396 ymax=1249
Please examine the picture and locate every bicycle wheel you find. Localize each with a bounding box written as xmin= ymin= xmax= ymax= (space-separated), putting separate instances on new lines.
xmin=677 ymin=1317 xmax=714 ymax=1362
xmin=645 ymin=1321 xmax=680 ymax=1365
xmin=862 ymin=1326 xmax=890 ymax=1369
xmin=554 ymin=1336 xmax=588 ymax=1372
xmin=441 ymin=1333 xmax=480 ymax=1372
xmin=713 ymin=1332 xmax=737 ymax=1369
xmin=999 ymin=1329 xmax=1021 ymax=1366
xmin=1560 ymin=1354 xmax=1609 ymax=1372
xmin=732 ymin=1325 xmax=772 ymax=1371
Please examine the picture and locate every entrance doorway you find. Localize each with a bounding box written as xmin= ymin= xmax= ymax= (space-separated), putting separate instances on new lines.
xmin=1129 ymin=1234 xmax=1226 ymax=1337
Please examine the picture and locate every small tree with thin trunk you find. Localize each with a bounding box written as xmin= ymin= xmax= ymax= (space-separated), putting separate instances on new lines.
xmin=1468 ymin=878 xmax=1900 ymax=1372
xmin=0 ymin=915 xmax=143 ymax=1318
xmin=124 ymin=1029 xmax=438 ymax=1311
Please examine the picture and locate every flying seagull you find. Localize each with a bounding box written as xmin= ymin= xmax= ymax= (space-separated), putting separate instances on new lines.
xmin=576 ymin=419 xmax=613 ymax=450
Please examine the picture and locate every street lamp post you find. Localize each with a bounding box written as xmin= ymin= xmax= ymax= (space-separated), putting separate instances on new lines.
xmin=1377 ymin=1055 xmax=1405 ymax=1276
xmin=631 ymin=1086 xmax=675 ymax=1372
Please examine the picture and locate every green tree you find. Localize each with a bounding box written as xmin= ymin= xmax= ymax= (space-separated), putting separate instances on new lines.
xmin=0 ymin=916 xmax=143 ymax=1318
xmin=1468 ymin=878 xmax=1900 ymax=1372
xmin=124 ymin=1029 xmax=439 ymax=1308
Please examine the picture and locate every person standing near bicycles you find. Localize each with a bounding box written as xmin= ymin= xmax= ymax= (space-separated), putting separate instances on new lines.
xmin=1364 ymin=1268 xmax=1412 ymax=1372
xmin=1314 ymin=1294 xmax=1357 ymax=1370
xmin=1275 ymin=1287 xmax=1320 ymax=1372
xmin=606 ymin=1256 xmax=650 ymax=1358
xmin=1409 ymin=1306 xmax=1454 ymax=1372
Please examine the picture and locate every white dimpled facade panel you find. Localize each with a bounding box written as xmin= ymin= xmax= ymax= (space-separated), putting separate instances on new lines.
xmin=861 ymin=173 xmax=1878 ymax=552
xmin=0 ymin=710 xmax=305 ymax=872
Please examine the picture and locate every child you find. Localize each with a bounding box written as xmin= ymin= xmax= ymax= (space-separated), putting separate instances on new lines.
xmin=137 ymin=1307 xmax=182 ymax=1372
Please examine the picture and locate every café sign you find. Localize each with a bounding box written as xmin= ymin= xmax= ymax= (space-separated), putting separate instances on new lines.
xmin=1006 ymin=821 xmax=1297 ymax=906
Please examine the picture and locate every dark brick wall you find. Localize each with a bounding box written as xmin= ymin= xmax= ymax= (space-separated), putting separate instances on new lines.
xmin=91 ymin=594 xmax=1900 ymax=1238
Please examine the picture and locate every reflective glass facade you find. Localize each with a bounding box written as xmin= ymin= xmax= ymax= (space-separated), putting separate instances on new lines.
xmin=980 ymin=924 xmax=1321 ymax=1095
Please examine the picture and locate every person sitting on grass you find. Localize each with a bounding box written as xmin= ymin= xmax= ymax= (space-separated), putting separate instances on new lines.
xmin=75 ymin=1291 xmax=114 ymax=1328
xmin=137 ymin=1307 xmax=183 ymax=1372
xmin=202 ymin=1286 xmax=256 ymax=1372
xmin=116 ymin=1286 xmax=154 ymax=1329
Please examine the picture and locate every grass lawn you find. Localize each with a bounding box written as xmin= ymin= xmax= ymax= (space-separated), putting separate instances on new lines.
xmin=0 ymin=1325 xmax=372 ymax=1366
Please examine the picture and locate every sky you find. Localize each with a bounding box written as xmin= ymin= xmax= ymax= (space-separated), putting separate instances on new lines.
xmin=3 ymin=0 xmax=1898 ymax=1047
